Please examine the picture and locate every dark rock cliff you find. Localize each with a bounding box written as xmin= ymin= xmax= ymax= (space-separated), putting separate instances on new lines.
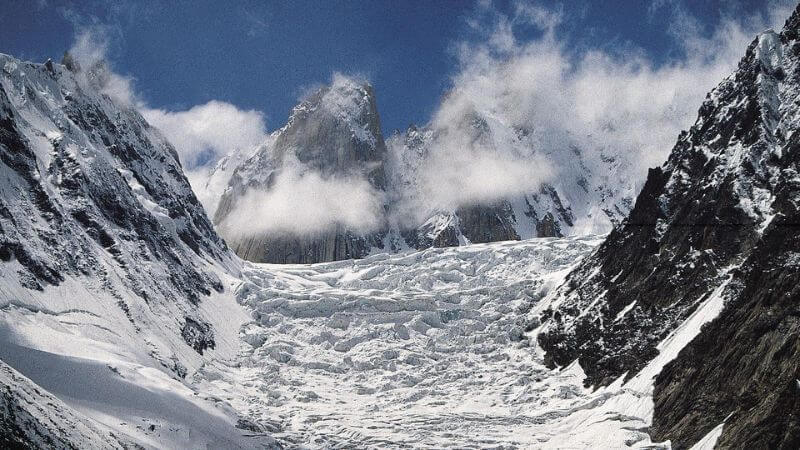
xmin=538 ymin=5 xmax=800 ymax=448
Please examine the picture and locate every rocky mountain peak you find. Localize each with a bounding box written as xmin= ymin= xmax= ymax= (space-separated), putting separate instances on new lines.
xmin=273 ymin=73 xmax=386 ymax=187
xmin=535 ymin=7 xmax=800 ymax=447
xmin=212 ymin=74 xmax=389 ymax=264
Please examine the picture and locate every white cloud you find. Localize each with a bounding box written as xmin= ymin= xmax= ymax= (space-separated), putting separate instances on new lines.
xmin=67 ymin=27 xmax=138 ymax=106
xmin=404 ymin=0 xmax=796 ymax=220
xmin=67 ymin=26 xmax=269 ymax=167
xmin=141 ymin=102 xmax=267 ymax=169
xmin=218 ymin=161 xmax=384 ymax=237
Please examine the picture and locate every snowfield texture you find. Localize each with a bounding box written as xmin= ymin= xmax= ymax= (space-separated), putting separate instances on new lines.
xmin=187 ymin=235 xmax=705 ymax=449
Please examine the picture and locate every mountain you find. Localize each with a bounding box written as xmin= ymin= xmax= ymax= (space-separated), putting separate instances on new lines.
xmin=537 ymin=7 xmax=800 ymax=448
xmin=213 ymin=74 xmax=388 ymax=263
xmin=385 ymin=114 xmax=637 ymax=247
xmin=0 ymin=50 xmax=650 ymax=446
xmin=3 ymin=4 xmax=800 ymax=443
xmin=211 ymin=77 xmax=638 ymax=264
xmin=0 ymin=53 xmax=275 ymax=447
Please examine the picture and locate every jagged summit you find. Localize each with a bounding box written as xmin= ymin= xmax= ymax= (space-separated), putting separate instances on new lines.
xmin=272 ymin=73 xmax=386 ymax=187
xmin=212 ymin=73 xmax=388 ymax=264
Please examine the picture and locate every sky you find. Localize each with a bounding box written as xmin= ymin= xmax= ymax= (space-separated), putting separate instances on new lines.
xmin=1 ymin=0 xmax=791 ymax=136
xmin=1 ymin=0 xmax=796 ymax=235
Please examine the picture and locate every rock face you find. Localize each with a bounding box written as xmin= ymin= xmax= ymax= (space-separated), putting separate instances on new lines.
xmin=0 ymin=53 xmax=232 ymax=371
xmin=538 ymin=7 xmax=800 ymax=448
xmin=213 ymin=74 xmax=388 ymax=263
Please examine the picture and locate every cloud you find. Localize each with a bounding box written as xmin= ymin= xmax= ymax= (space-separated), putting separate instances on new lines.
xmin=218 ymin=160 xmax=384 ymax=237
xmin=63 ymin=1 xmax=797 ymax=239
xmin=141 ymin=102 xmax=267 ymax=169
xmin=416 ymin=138 xmax=553 ymax=213
xmin=67 ymin=27 xmax=138 ymax=106
xmin=215 ymin=74 xmax=386 ymax=238
xmin=396 ymin=0 xmax=796 ymax=224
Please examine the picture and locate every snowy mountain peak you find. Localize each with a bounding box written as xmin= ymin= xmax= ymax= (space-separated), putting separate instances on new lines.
xmin=283 ymin=73 xmax=381 ymax=147
xmin=211 ymin=73 xmax=389 ymax=263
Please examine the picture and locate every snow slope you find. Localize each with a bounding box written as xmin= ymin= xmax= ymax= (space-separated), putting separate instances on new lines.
xmin=0 ymin=53 xmax=277 ymax=448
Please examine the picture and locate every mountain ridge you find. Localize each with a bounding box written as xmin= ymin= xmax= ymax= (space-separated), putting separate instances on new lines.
xmin=536 ymin=7 xmax=800 ymax=447
xmin=208 ymin=73 xmax=638 ymax=264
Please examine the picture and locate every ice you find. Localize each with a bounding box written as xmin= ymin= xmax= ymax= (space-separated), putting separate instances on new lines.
xmin=195 ymin=235 xmax=669 ymax=447
xmin=0 ymin=226 xmax=736 ymax=448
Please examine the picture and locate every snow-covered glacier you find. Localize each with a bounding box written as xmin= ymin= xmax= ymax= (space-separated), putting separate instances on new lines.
xmin=190 ymin=235 xmax=681 ymax=448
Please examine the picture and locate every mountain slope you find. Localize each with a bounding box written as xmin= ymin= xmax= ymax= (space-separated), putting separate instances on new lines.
xmin=386 ymin=117 xmax=636 ymax=247
xmin=0 ymin=53 xmax=274 ymax=448
xmin=537 ymin=6 xmax=800 ymax=448
xmin=0 ymin=359 xmax=131 ymax=449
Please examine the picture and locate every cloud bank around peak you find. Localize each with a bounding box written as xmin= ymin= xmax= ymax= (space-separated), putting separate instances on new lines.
xmin=64 ymin=1 xmax=797 ymax=239
xmin=218 ymin=164 xmax=385 ymax=238
xmin=387 ymin=0 xmax=796 ymax=227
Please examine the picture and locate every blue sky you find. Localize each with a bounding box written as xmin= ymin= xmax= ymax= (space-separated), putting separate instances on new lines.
xmin=1 ymin=0 xmax=791 ymax=135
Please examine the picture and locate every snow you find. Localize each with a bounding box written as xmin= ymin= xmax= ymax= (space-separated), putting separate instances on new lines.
xmin=188 ymin=234 xmax=691 ymax=448
xmin=384 ymin=122 xmax=637 ymax=241
xmin=195 ymin=236 xmax=625 ymax=447
xmin=614 ymin=300 xmax=637 ymax=322
xmin=0 ymin=51 xmax=755 ymax=448
xmin=0 ymin=359 xmax=130 ymax=449
xmin=0 ymin=338 xmax=270 ymax=449
xmin=0 ymin=218 xmax=739 ymax=449
xmin=321 ymin=74 xmax=378 ymax=146
xmin=755 ymin=30 xmax=783 ymax=73
xmin=687 ymin=420 xmax=727 ymax=450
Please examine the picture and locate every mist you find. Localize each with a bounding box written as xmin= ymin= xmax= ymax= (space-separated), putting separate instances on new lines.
xmin=217 ymin=161 xmax=384 ymax=238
